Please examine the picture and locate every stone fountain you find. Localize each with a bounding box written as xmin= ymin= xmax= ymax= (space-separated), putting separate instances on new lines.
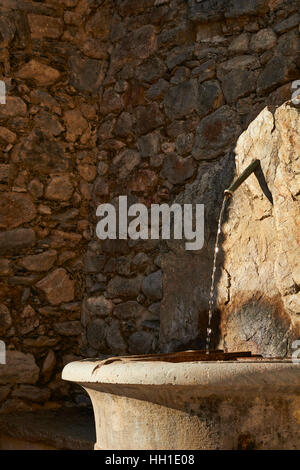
xmin=63 ymin=102 xmax=300 ymax=450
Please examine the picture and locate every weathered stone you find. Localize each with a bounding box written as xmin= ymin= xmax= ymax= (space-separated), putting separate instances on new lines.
xmin=217 ymin=56 xmax=259 ymax=103
xmin=85 ymin=296 xmax=113 ymax=317
xmin=110 ymin=25 xmax=156 ymax=73
xmin=64 ymin=109 xmax=88 ymax=142
xmin=0 ymin=193 xmax=36 ymax=230
xmin=114 ymin=112 xmax=133 ymax=137
xmin=16 ymin=60 xmax=60 ymax=86
xmin=134 ymin=103 xmax=164 ymax=135
xmin=0 ymin=126 xmax=16 ymax=143
xmin=257 ymin=56 xmax=297 ymax=94
xmin=137 ymin=132 xmax=160 ymax=158
xmin=45 ymin=175 xmax=73 ymax=201
xmin=0 ymin=228 xmax=36 ymax=254
xmin=36 ymin=268 xmax=75 ymax=305
xmin=166 ymin=45 xmax=194 ymax=71
xmin=0 ymin=13 xmax=15 ymax=47
xmin=83 ymin=252 xmax=106 ymax=273
xmin=113 ymin=149 xmax=141 ymax=179
xmin=164 ymin=80 xmax=198 ymax=120
xmin=0 ymin=304 xmax=12 ymax=335
xmin=114 ymin=301 xmax=148 ymax=320
xmin=0 ymin=386 xmax=11 ymax=404
xmin=197 ymin=79 xmax=224 ymax=119
xmin=170 ymin=67 xmax=190 ymax=85
xmin=250 ymin=28 xmax=277 ymax=52
xmin=12 ymin=385 xmax=51 ymax=403
xmin=0 ymin=259 xmax=12 ymax=276
xmin=100 ymin=88 xmax=123 ymax=115
xmin=0 ymin=97 xmax=26 ymax=118
xmin=19 ymin=250 xmax=57 ymax=272
xmin=145 ymin=79 xmax=169 ymax=100
xmin=175 ymin=133 xmax=194 ymax=156
xmin=136 ymin=57 xmax=167 ymax=83
xmin=87 ymin=318 xmax=106 ymax=350
xmin=28 ymin=14 xmax=63 ymax=39
xmin=69 ymin=54 xmax=105 ymax=92
xmin=192 ymin=106 xmax=241 ymax=160
xmin=191 ymin=59 xmax=216 ymax=82
xmin=0 ymin=351 xmax=39 ymax=385
xmin=129 ymin=169 xmax=158 ymax=192
xmin=85 ymin=6 xmax=111 ymax=40
xmin=128 ymin=330 xmax=153 ymax=354
xmin=107 ymin=275 xmax=143 ymax=298
xmin=15 ymin=129 xmax=68 ymax=174
xmin=81 ymin=39 xmax=108 ymax=60
xmin=34 ymin=111 xmax=64 ymax=137
xmin=78 ymin=164 xmax=97 ymax=183
xmin=229 ymin=33 xmax=250 ymax=53
xmin=18 ymin=305 xmax=39 ymax=335
xmin=54 ymin=321 xmax=81 ymax=336
xmin=106 ymin=319 xmax=127 ymax=354
xmin=41 ymin=350 xmax=56 ymax=382
xmin=188 ymin=0 xmax=269 ymax=22
xmin=30 ymin=90 xmax=61 ymax=115
xmin=142 ymin=270 xmax=163 ymax=301
xmin=92 ymin=176 xmax=109 ymax=200
xmin=161 ymin=153 xmax=196 ymax=184
xmin=274 ymin=13 xmax=300 ymax=34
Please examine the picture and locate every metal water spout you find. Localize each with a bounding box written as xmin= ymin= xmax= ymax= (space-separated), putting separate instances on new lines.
xmin=224 ymin=159 xmax=260 ymax=197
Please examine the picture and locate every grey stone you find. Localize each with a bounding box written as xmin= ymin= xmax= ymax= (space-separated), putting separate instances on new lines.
xmin=217 ymin=56 xmax=259 ymax=103
xmin=87 ymin=319 xmax=106 ymax=350
xmin=197 ymin=79 xmax=224 ymax=119
xmin=175 ymin=133 xmax=194 ymax=156
xmin=69 ymin=54 xmax=105 ymax=92
xmin=257 ymin=56 xmax=297 ymax=94
xmin=137 ymin=132 xmax=160 ymax=158
xmin=142 ymin=270 xmax=163 ymax=301
xmin=145 ymin=79 xmax=169 ymax=100
xmin=107 ymin=275 xmax=143 ymax=298
xmin=128 ymin=331 xmax=154 ymax=354
xmin=161 ymin=153 xmax=196 ymax=184
xmin=106 ymin=319 xmax=127 ymax=354
xmin=136 ymin=57 xmax=167 ymax=83
xmin=192 ymin=106 xmax=241 ymax=160
xmin=191 ymin=59 xmax=216 ymax=82
xmin=114 ymin=301 xmax=148 ymax=320
xmin=166 ymin=45 xmax=194 ymax=70
xmin=164 ymin=80 xmax=198 ymax=120
xmin=274 ymin=13 xmax=300 ymax=34
xmin=134 ymin=104 xmax=164 ymax=136
xmin=83 ymin=252 xmax=106 ymax=273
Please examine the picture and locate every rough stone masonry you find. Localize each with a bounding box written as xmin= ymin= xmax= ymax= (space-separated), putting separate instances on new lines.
xmin=0 ymin=0 xmax=299 ymax=412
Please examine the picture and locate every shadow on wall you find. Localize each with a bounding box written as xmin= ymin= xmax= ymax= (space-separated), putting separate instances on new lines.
xmin=160 ymin=104 xmax=298 ymax=356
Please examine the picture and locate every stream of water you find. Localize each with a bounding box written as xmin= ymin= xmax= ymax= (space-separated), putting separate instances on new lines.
xmin=205 ymin=195 xmax=229 ymax=354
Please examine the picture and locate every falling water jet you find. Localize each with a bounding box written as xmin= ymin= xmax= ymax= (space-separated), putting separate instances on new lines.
xmin=205 ymin=159 xmax=260 ymax=353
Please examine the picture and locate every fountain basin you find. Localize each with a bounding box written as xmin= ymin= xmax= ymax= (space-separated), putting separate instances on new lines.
xmin=62 ymin=358 xmax=300 ymax=450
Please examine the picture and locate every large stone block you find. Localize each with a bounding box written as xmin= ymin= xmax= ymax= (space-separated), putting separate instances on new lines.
xmin=164 ymin=80 xmax=198 ymax=120
xmin=0 ymin=193 xmax=36 ymax=230
xmin=0 ymin=351 xmax=39 ymax=385
xmin=192 ymin=105 xmax=241 ymax=160
xmin=0 ymin=228 xmax=36 ymax=254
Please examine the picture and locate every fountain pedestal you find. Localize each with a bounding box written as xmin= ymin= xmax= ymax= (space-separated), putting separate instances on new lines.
xmin=62 ymin=357 xmax=300 ymax=450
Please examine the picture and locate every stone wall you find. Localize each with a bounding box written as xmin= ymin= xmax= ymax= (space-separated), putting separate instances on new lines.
xmin=0 ymin=0 xmax=299 ymax=411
